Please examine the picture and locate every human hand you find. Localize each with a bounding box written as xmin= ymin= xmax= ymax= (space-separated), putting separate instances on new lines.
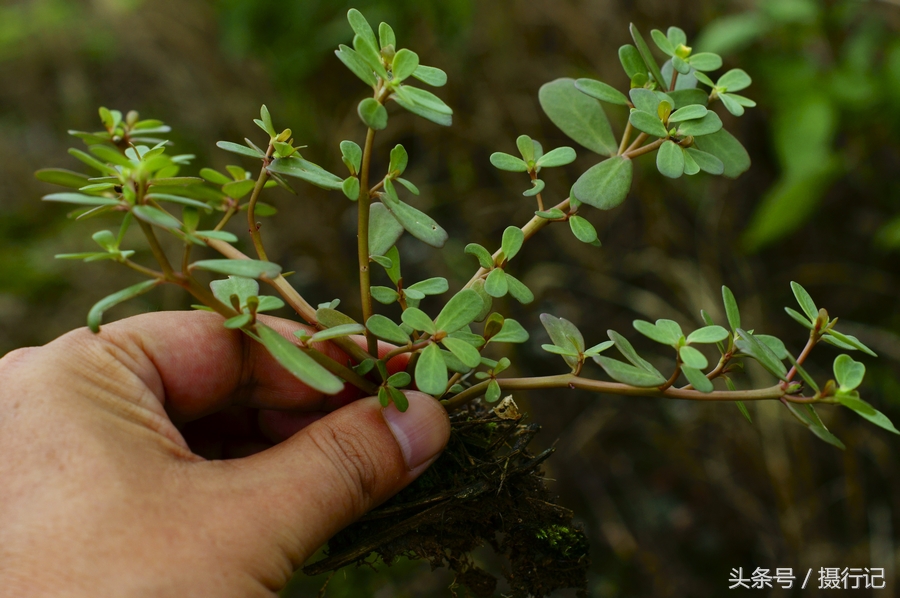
xmin=0 ymin=311 xmax=450 ymax=597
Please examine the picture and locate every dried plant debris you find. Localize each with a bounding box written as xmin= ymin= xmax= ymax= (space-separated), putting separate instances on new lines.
xmin=304 ymin=402 xmax=589 ymax=597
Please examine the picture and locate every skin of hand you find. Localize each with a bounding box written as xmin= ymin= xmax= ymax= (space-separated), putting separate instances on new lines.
xmin=0 ymin=311 xmax=450 ymax=597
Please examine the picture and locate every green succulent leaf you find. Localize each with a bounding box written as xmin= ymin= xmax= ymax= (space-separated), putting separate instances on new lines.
xmin=790 ymin=281 xmax=818 ymax=321
xmin=35 ymin=168 xmax=92 ymax=188
xmin=675 ymin=112 xmax=723 ymax=137
xmin=257 ymin=324 xmax=344 ymax=395
xmin=412 ymin=65 xmax=447 ymax=87
xmin=43 ymin=193 xmax=120 ymax=206
xmin=441 ymin=337 xmax=482 ymax=368
xmin=833 ymin=354 xmax=865 ymax=391
xmin=574 ymin=78 xmax=629 ymax=106
xmin=668 ymin=89 xmax=710 ymax=109
xmin=717 ymin=68 xmax=751 ymax=92
xmin=401 ymin=307 xmax=436 ymax=334
xmin=595 ymin=356 xmax=666 ymax=387
xmin=540 ymin=313 xmax=584 ymax=370
xmin=267 ymin=157 xmax=344 ymax=190
xmin=687 ymin=52 xmax=723 ymax=71
xmin=210 ymin=276 xmax=259 ymax=307
xmin=391 ymin=85 xmax=453 ymax=126
xmin=692 ymin=129 xmax=751 ymax=178
xmin=629 ymin=110 xmax=669 ymax=138
xmin=490 ymin=319 xmax=529 ymax=344
xmin=685 ymin=148 xmax=724 ymax=175
xmin=505 ymin=274 xmax=534 ymax=304
xmin=216 ymin=141 xmax=265 ymax=159
xmin=735 ymin=329 xmax=787 ymax=379
xmin=523 ymin=179 xmax=545 ymax=196
xmin=568 ymin=215 xmax=598 ymax=244
xmin=380 ymin=179 xmax=448 ymax=248
xmin=490 ymin=152 xmax=528 ymax=172
xmin=633 ymin=319 xmax=682 ymax=346
xmin=407 ymin=277 xmax=449 ymax=296
xmin=191 ymin=259 xmax=282 ymax=279
xmin=785 ymin=403 xmax=845 ymax=450
xmin=87 ymin=279 xmax=159 ymax=333
xmin=618 ymin=44 xmax=646 ymax=79
xmin=650 ymin=29 xmax=675 ymax=56
xmin=366 ymin=314 xmax=410 ymax=345
xmin=358 ymin=98 xmax=388 ymax=130
xmin=687 ymin=325 xmax=729 ymax=344
xmin=539 ymin=78 xmax=617 ymax=156
xmin=679 ymin=345 xmax=708 ymax=370
xmin=837 ymin=392 xmax=899 ymax=435
xmin=823 ymin=330 xmax=877 ymax=357
xmin=389 ymin=144 xmax=409 ymax=176
xmin=629 ymin=23 xmax=667 ymax=89
xmin=370 ymin=286 xmax=400 ymax=304
xmin=485 ymin=379 xmax=502 ymax=403
xmin=572 ymin=156 xmax=633 ymax=210
xmin=501 ymin=226 xmax=525 ymax=261
xmin=682 ymin=366 xmax=714 ymax=393
xmin=368 ymin=202 xmax=404 ymax=256
xmin=535 ymin=146 xmax=577 ymax=168
xmin=656 ymin=140 xmax=685 ymax=179
xmin=608 ymin=329 xmax=663 ymax=376
xmin=465 ymin=243 xmax=494 ymax=269
xmin=335 ymin=44 xmax=377 ymax=87
xmin=435 ymin=289 xmax=483 ymax=333
xmin=484 ymin=268 xmax=508 ymax=298
xmin=392 ymin=48 xmax=419 ymax=82
xmin=668 ymin=105 xmax=708 ymax=123
xmin=415 ymin=342 xmax=448 ymax=395
xmin=340 ymin=140 xmax=362 ymax=175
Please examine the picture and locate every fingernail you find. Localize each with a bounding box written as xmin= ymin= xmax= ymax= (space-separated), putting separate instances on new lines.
xmin=382 ymin=391 xmax=450 ymax=470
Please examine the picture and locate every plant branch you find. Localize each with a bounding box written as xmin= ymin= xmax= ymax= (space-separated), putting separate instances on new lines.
xmin=464 ymin=196 xmax=571 ymax=289
xmin=624 ymin=138 xmax=666 ymax=159
xmin=136 ymin=219 xmax=175 ymax=279
xmin=203 ymin=236 xmax=375 ymax=365
xmin=121 ymin=258 xmax=164 ymax=280
xmin=441 ymin=374 xmax=788 ymax=412
xmin=625 ymin=132 xmax=648 ymax=154
xmin=247 ymin=144 xmax=274 ymax=261
xmin=383 ymin=339 xmax=432 ymax=362
xmin=617 ymin=121 xmax=634 ymax=156
xmin=658 ymin=363 xmax=682 ymax=392
xmin=357 ymin=127 xmax=378 ymax=356
xmin=786 ymin=335 xmax=817 ymax=383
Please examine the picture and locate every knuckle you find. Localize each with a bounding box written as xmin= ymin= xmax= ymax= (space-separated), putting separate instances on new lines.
xmin=305 ymin=422 xmax=385 ymax=513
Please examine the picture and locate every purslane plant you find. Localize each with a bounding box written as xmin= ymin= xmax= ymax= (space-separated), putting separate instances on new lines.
xmin=36 ymin=10 xmax=897 ymax=457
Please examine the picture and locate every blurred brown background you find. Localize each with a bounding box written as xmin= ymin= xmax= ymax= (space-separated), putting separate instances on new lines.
xmin=2 ymin=0 xmax=900 ymax=595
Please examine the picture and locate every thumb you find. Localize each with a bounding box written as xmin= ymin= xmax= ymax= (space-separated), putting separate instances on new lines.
xmin=214 ymin=391 xmax=450 ymax=567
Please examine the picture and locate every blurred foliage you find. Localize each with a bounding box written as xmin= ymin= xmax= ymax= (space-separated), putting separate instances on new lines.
xmin=2 ymin=0 xmax=900 ymax=596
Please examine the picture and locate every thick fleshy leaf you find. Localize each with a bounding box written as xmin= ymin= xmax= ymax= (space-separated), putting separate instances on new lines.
xmin=352 ymin=34 xmax=387 ymax=79
xmin=572 ymin=156 xmax=633 ymax=210
xmin=786 ymin=403 xmax=845 ymax=450
xmin=358 ymin=98 xmax=388 ymax=130
xmin=790 ymin=281 xmax=818 ymax=321
xmin=491 ymin=319 xmax=529 ymax=343
xmin=834 ymin=354 xmax=865 ymax=391
xmin=688 ymin=52 xmax=723 ymax=71
xmin=380 ymin=179 xmax=448 ymax=247
xmin=389 ymin=144 xmax=408 ymax=176
xmin=145 ymin=193 xmax=212 ymax=212
xmin=668 ymin=89 xmax=710 ymax=109
xmin=87 ymin=280 xmax=159 ymax=332
xmin=490 ymin=152 xmax=528 ymax=172
xmin=837 ymin=393 xmax=899 ymax=434
xmin=682 ymin=366 xmax=714 ymax=393
xmin=539 ymin=78 xmax=617 ymax=156
xmin=717 ymin=68 xmax=751 ymax=92
xmin=682 ymin=149 xmax=700 ymax=175
xmin=309 ymin=323 xmax=366 ymax=343
xmin=317 ymin=307 xmax=358 ymax=328
xmin=719 ymin=93 xmax=745 ymax=117
xmin=335 ymin=45 xmax=377 ymax=87
xmin=633 ymin=319 xmax=681 ymax=346
xmin=630 ymin=88 xmax=660 ymax=114
xmin=35 ymin=168 xmax=92 ymax=188
xmin=257 ymin=325 xmax=343 ymax=394
xmin=412 ymin=65 xmax=447 ymax=87
xmin=535 ymin=146 xmax=577 ymax=168
xmin=629 ymin=23 xmax=667 ymax=89
xmin=224 ymin=313 xmax=253 ymax=329
xmin=340 ymin=140 xmax=362 ymax=175
xmin=523 ymin=179 xmax=545 ymax=197
xmin=401 ymin=308 xmax=436 ymax=334
xmin=650 ymin=29 xmax=675 ymax=56
xmin=371 ymin=286 xmax=399 ymax=304
xmin=679 ymin=345 xmax=708 ymax=370
xmin=216 ymin=141 xmax=265 ymax=159
xmin=191 ymin=259 xmax=281 ymax=279
xmin=442 ymin=337 xmax=481 ymax=368
xmin=618 ymin=44 xmax=646 ymax=78
xmin=595 ymin=356 xmax=666 ymax=387
xmin=391 ymin=86 xmax=452 ymax=126
xmin=687 ymin=325 xmax=729 ymax=344
xmin=43 ymin=193 xmax=119 ymax=206
xmin=415 ymin=342 xmax=448 ymax=395
xmin=608 ymin=329 xmax=660 ymax=375
xmin=540 ymin=314 xmax=583 ymax=370
xmin=668 ymin=105 xmax=708 ymax=123
xmin=407 ymin=277 xmax=448 ymax=296
xmin=392 ymin=48 xmax=419 ymax=82
xmin=366 ymin=314 xmax=410 ymax=345
xmin=368 ymin=202 xmax=404 ymax=256
xmin=267 ymin=157 xmax=343 ymax=190
xmin=574 ymin=78 xmax=629 ymax=105
xmin=756 ymin=335 xmax=787 ymax=360
xmin=629 ymin=110 xmax=669 ymax=138
xmin=656 ymin=140 xmax=684 ymax=179
xmin=685 ymin=148 xmax=724 ymax=175
xmin=484 ymin=268 xmax=508 ymax=298
xmin=501 ymin=226 xmax=524 ymax=261
xmin=342 ymin=176 xmax=360 ymax=200
xmin=505 ymin=274 xmax=534 ymax=304
xmin=735 ymin=329 xmax=787 ymax=379
xmin=132 ymin=205 xmax=181 ymax=229
xmin=824 ymin=330 xmax=877 ymax=357
xmin=210 ymin=276 xmax=259 ymax=307
xmin=675 ymin=112 xmax=723 ymax=137
xmin=465 ymin=243 xmax=494 ymax=269
xmin=569 ymin=215 xmax=598 ymax=243
xmin=434 ymin=289 xmax=483 ymax=333
xmin=692 ymin=129 xmax=750 ymax=178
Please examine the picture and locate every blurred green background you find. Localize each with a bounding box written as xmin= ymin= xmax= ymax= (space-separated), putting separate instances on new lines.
xmin=3 ymin=0 xmax=900 ymax=595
